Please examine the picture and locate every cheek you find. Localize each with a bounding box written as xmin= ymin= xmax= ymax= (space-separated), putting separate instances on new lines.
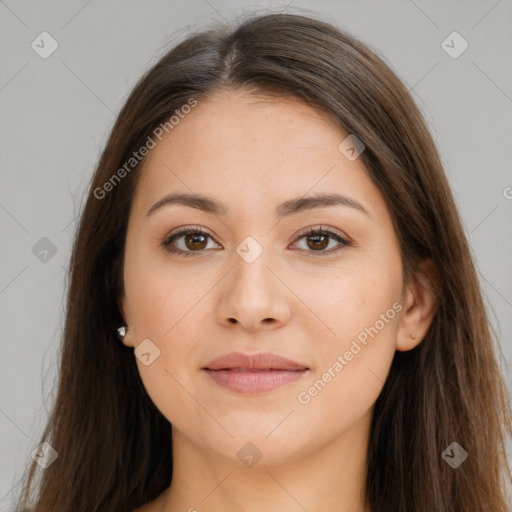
xmin=122 ymin=253 xmax=199 ymax=411
xmin=127 ymin=269 xmax=201 ymax=372
xmin=294 ymin=267 xmax=401 ymax=411
xmin=124 ymin=242 xmax=206 ymax=338
xmin=294 ymin=310 xmax=398 ymax=438
xmin=129 ymin=306 xmax=202 ymax=431
xmin=299 ymin=264 xmax=401 ymax=346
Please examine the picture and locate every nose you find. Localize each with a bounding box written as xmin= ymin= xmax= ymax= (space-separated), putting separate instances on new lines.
xmin=214 ymin=245 xmax=292 ymax=333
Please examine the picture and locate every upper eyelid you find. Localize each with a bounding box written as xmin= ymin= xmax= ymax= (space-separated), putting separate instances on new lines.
xmin=294 ymin=225 xmax=349 ymax=241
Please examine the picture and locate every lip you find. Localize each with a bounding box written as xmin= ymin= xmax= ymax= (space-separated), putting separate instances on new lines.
xmin=202 ymin=351 xmax=310 ymax=394
xmin=204 ymin=351 xmax=308 ymax=371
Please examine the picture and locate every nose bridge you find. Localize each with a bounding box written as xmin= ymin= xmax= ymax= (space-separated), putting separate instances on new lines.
xmin=232 ymin=234 xmax=276 ymax=300
xmin=217 ymin=234 xmax=290 ymax=330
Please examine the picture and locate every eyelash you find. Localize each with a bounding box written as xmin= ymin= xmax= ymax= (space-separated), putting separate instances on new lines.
xmin=161 ymin=225 xmax=351 ymax=257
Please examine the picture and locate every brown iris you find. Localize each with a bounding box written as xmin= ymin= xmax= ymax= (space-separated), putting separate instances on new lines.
xmin=307 ymin=233 xmax=329 ymax=251
xmin=185 ymin=233 xmax=208 ymax=250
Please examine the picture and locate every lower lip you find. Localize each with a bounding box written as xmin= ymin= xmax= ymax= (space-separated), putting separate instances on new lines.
xmin=202 ymin=368 xmax=309 ymax=394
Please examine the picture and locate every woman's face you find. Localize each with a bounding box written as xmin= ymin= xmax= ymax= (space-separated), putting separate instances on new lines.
xmin=119 ymin=89 xmax=419 ymax=468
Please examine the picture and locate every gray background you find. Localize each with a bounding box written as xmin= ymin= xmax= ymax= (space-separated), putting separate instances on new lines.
xmin=1 ymin=0 xmax=511 ymax=508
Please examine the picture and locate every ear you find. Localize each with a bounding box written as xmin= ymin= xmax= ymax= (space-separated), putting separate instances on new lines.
xmin=117 ymin=292 xmax=135 ymax=348
xmin=396 ymin=258 xmax=440 ymax=351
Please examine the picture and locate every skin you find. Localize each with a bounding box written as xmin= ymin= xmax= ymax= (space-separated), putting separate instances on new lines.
xmin=119 ymin=88 xmax=439 ymax=512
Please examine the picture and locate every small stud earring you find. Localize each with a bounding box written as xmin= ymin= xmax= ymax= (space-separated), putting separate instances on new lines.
xmin=117 ymin=325 xmax=127 ymax=340
xmin=408 ymin=332 xmax=417 ymax=340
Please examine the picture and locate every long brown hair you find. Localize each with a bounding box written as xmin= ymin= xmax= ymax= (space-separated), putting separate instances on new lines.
xmin=12 ymin=10 xmax=512 ymax=512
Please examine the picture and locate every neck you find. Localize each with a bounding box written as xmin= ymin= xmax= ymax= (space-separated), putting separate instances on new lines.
xmin=160 ymin=408 xmax=372 ymax=512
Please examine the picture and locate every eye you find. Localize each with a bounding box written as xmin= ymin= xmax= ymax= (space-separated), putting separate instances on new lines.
xmin=161 ymin=225 xmax=351 ymax=257
xmin=290 ymin=225 xmax=351 ymax=256
xmin=161 ymin=226 xmax=220 ymax=257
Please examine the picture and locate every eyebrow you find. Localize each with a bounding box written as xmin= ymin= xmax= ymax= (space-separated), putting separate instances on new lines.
xmin=145 ymin=192 xmax=372 ymax=220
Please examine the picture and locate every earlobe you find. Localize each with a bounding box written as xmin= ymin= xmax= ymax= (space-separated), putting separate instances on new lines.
xmin=396 ymin=258 xmax=440 ymax=352
xmin=118 ymin=325 xmax=134 ymax=347
xmin=116 ymin=294 xmax=134 ymax=347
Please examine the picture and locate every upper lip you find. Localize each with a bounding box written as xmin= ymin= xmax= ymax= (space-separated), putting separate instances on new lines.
xmin=203 ymin=351 xmax=309 ymax=371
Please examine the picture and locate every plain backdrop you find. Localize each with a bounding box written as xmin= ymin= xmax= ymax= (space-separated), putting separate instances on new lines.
xmin=1 ymin=0 xmax=511 ymax=508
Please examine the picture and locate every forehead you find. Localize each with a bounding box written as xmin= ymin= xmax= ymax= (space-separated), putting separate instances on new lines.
xmin=131 ymin=89 xmax=385 ymax=221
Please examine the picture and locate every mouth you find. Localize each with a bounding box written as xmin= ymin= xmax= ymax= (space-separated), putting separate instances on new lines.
xmin=202 ymin=351 xmax=310 ymax=394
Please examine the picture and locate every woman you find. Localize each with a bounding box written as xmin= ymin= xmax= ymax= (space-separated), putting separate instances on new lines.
xmin=13 ymin=11 xmax=512 ymax=512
